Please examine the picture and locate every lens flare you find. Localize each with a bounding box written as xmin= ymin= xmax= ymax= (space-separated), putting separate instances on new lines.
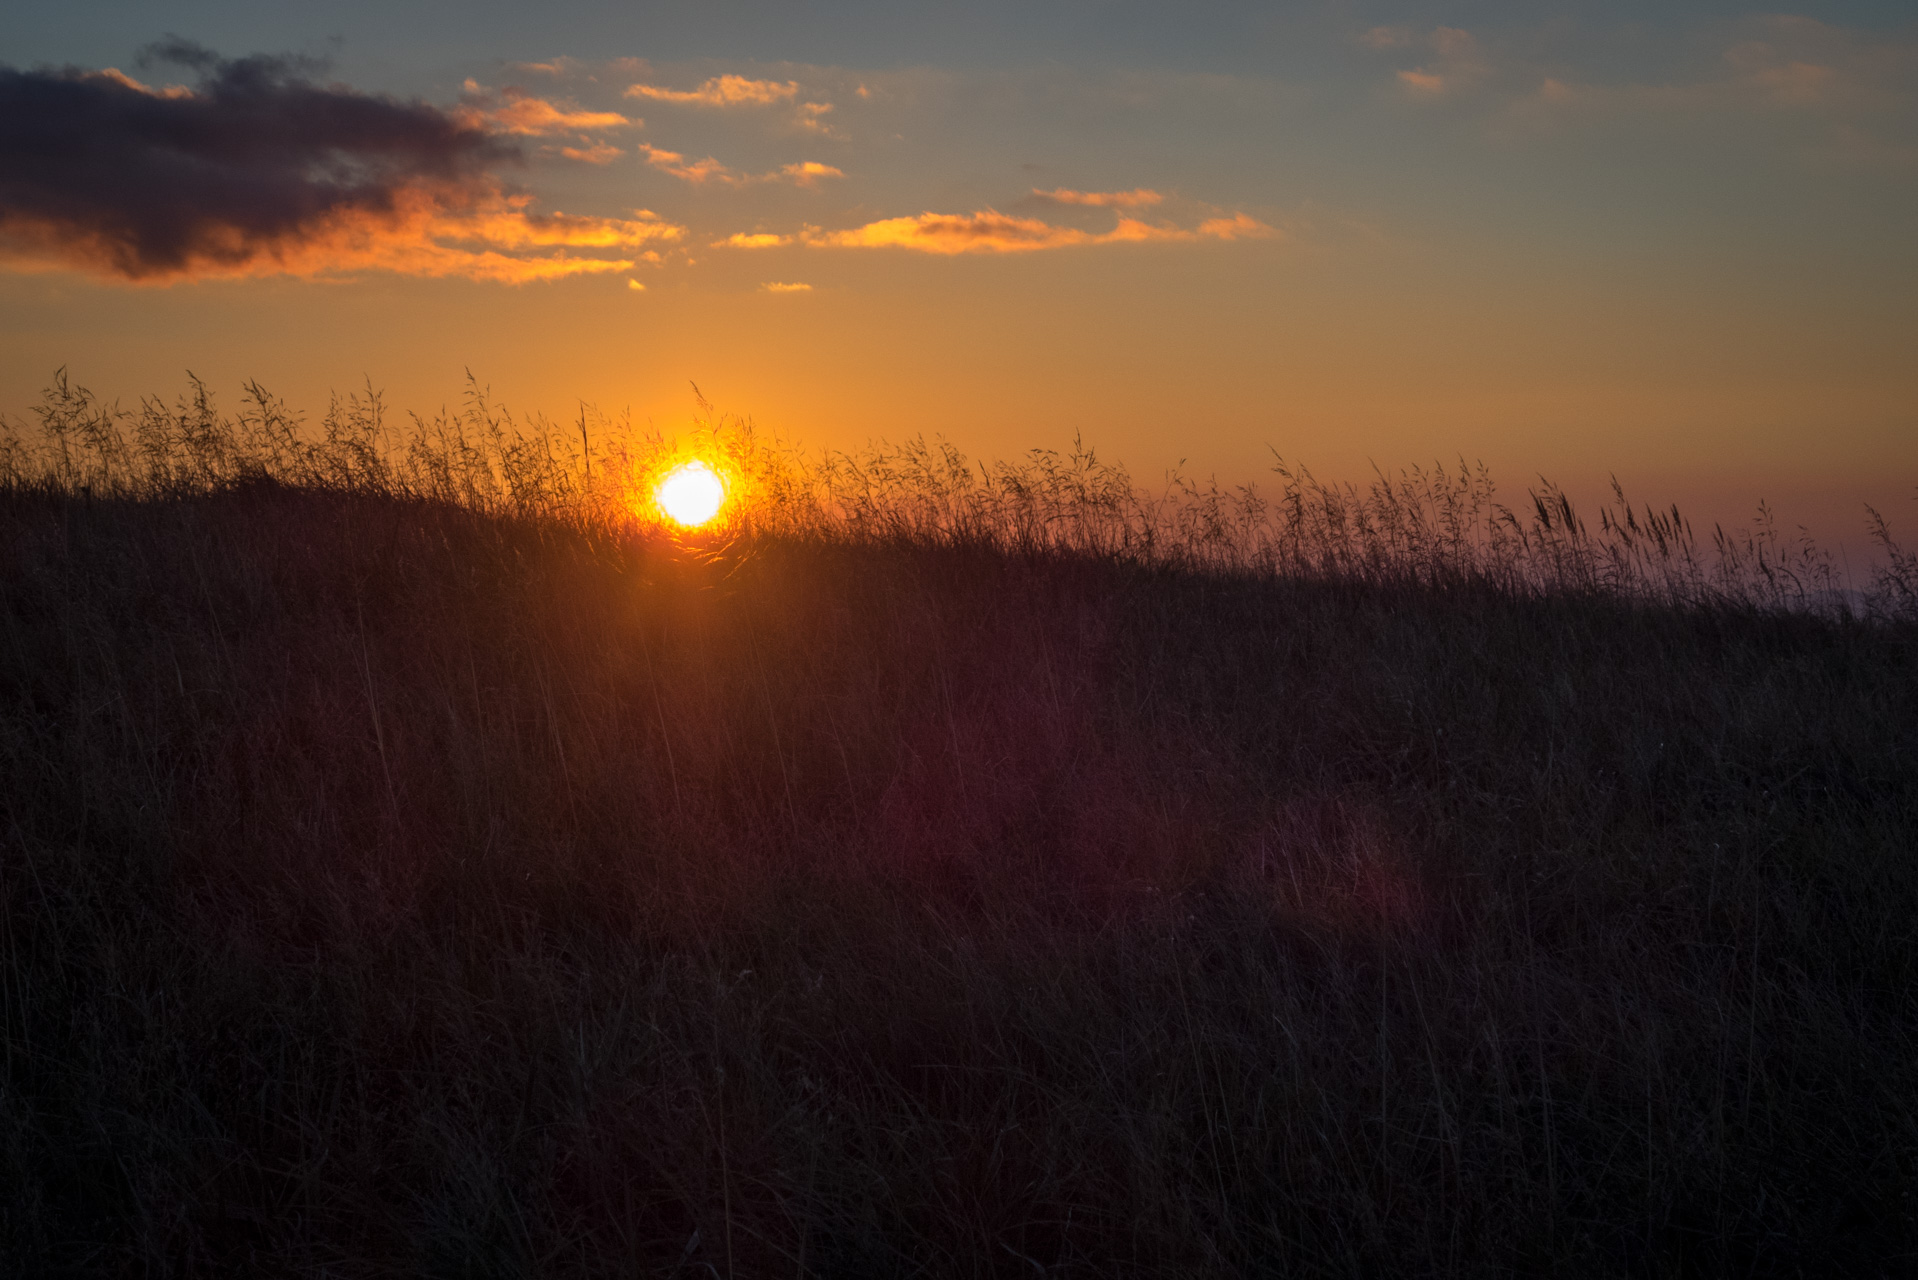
xmin=656 ymin=460 xmax=726 ymax=527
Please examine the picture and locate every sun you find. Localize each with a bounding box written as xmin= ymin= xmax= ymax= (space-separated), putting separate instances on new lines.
xmin=655 ymin=459 xmax=727 ymax=528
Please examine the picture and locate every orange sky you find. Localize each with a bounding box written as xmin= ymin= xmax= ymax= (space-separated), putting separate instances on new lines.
xmin=3 ymin=8 xmax=1914 ymax=561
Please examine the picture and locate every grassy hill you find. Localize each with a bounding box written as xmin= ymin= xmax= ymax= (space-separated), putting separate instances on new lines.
xmin=2 ymin=375 xmax=1915 ymax=1275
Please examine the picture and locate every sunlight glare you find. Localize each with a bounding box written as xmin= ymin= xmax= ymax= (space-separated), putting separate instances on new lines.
xmin=656 ymin=459 xmax=727 ymax=527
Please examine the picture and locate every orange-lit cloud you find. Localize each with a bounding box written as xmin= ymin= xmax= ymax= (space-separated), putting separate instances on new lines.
xmin=780 ymin=161 xmax=845 ymax=187
xmin=558 ymin=142 xmax=623 ymax=165
xmin=625 ymin=74 xmax=800 ymax=107
xmin=93 ymin=67 xmax=194 ymax=99
xmin=13 ymin=183 xmax=684 ymax=284
xmin=638 ymin=144 xmax=735 ymax=185
xmin=804 ymin=208 xmax=1277 ymax=254
xmin=193 ymin=187 xmax=674 ymax=283
xmin=806 ymin=211 xmax=1080 ymax=253
xmin=713 ymin=232 xmax=792 ymax=248
xmin=1191 ymin=212 xmax=1278 ymax=241
xmin=449 ymin=202 xmax=681 ymax=252
xmin=794 ymin=101 xmax=839 ymax=135
xmin=760 ymin=281 xmax=812 ymax=292
xmin=0 ymin=51 xmax=673 ymax=283
xmin=1032 ymin=187 xmax=1164 ymax=209
xmin=457 ymin=83 xmax=636 ymax=135
xmin=624 ymin=74 xmax=839 ymax=136
xmin=0 ymin=54 xmax=685 ymax=287
xmin=639 ymin=146 xmax=843 ymax=188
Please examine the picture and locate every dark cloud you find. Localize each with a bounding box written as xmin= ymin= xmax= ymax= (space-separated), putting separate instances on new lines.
xmin=0 ymin=41 xmax=520 ymax=279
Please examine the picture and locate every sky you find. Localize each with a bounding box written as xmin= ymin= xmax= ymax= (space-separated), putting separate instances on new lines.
xmin=3 ymin=1 xmax=1914 ymax=558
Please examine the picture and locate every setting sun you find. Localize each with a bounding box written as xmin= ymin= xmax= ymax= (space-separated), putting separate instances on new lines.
xmin=6 ymin=7 xmax=1917 ymax=1269
xmin=655 ymin=459 xmax=726 ymax=527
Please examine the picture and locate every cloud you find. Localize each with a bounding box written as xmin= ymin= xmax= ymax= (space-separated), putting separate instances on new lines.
xmin=807 ymin=211 xmax=1081 ymax=253
xmin=624 ymin=73 xmax=840 ymax=136
xmin=640 ymin=146 xmax=843 ymax=188
xmin=1367 ymin=26 xmax=1490 ymax=98
xmin=457 ymin=83 xmax=635 ymax=135
xmin=101 ymin=183 xmax=682 ymax=283
xmin=794 ymin=101 xmax=839 ymax=135
xmin=1718 ymin=20 xmax=1914 ymax=111
xmin=804 ymin=207 xmax=1277 ymax=254
xmin=92 ymin=67 xmax=194 ymax=99
xmin=460 ymin=205 xmax=679 ymax=252
xmin=0 ymin=45 xmax=679 ymax=283
xmin=638 ymin=144 xmax=734 ymax=185
xmin=558 ymin=142 xmax=623 ymax=165
xmin=713 ymin=232 xmax=792 ymax=248
xmin=227 ymin=190 xmax=679 ymax=282
xmin=760 ymin=281 xmax=812 ymax=292
xmin=627 ymin=278 xmax=646 ymax=290
xmin=1191 ymin=212 xmax=1278 ymax=241
xmin=779 ymin=161 xmax=845 ymax=187
xmin=625 ymin=74 xmax=799 ymax=107
xmin=1031 ymin=187 xmax=1163 ymax=209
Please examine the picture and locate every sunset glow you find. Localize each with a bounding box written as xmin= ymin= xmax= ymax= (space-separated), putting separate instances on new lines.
xmin=2 ymin=7 xmax=1915 ymax=1270
xmin=655 ymin=460 xmax=726 ymax=527
xmin=0 ymin=7 xmax=1911 ymax=558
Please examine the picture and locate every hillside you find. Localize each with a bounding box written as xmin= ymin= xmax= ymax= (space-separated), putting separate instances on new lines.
xmin=3 ymin=470 xmax=1915 ymax=1275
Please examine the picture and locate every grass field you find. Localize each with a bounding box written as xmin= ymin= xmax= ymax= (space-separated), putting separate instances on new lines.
xmin=2 ymin=374 xmax=1915 ymax=1275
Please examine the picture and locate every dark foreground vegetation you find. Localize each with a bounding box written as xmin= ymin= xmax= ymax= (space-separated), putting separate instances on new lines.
xmin=2 ymin=375 xmax=1916 ymax=1275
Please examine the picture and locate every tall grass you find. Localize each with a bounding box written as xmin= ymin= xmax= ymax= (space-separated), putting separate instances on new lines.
xmin=7 ymin=367 xmax=1911 ymax=613
xmin=1 ymin=370 xmax=1915 ymax=1275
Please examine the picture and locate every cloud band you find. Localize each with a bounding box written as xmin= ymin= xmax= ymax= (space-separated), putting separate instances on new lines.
xmin=0 ymin=45 xmax=672 ymax=283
